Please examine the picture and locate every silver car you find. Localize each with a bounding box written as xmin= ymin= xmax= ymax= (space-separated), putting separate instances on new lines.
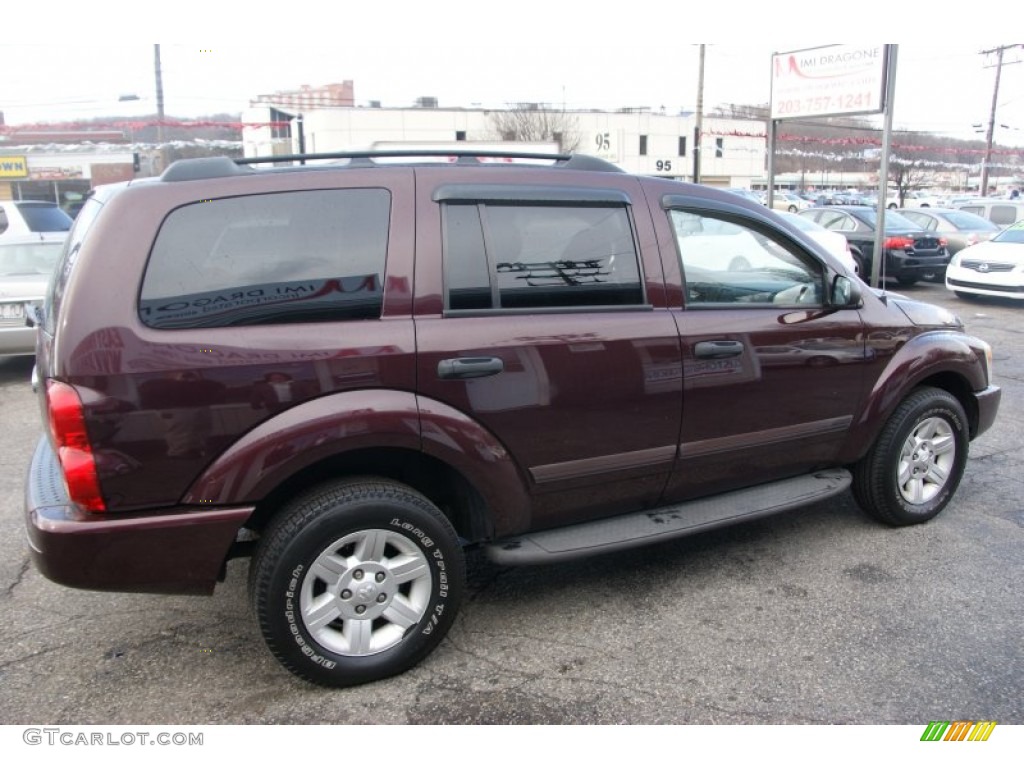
xmin=0 ymin=234 xmax=64 ymax=356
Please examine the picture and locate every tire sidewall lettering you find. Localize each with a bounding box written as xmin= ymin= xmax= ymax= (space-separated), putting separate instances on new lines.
xmin=387 ymin=517 xmax=451 ymax=631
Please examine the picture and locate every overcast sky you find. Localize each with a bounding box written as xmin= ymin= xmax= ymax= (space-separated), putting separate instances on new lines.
xmin=2 ymin=6 xmax=1021 ymax=146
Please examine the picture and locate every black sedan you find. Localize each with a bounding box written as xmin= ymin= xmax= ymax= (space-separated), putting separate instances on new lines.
xmin=797 ymin=206 xmax=950 ymax=286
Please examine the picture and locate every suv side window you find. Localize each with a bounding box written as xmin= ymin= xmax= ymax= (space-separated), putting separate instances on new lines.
xmin=443 ymin=203 xmax=644 ymax=311
xmin=140 ymin=189 xmax=390 ymax=329
xmin=669 ymin=209 xmax=823 ymax=306
xmin=990 ymin=205 xmax=1019 ymax=227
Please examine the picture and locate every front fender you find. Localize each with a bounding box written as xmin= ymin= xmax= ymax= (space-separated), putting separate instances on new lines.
xmin=840 ymin=330 xmax=988 ymax=460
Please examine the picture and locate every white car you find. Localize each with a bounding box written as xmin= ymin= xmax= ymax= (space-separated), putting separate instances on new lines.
xmin=945 ymin=220 xmax=1024 ymax=300
xmin=886 ymin=191 xmax=940 ymax=210
xmin=0 ymin=201 xmax=73 ymax=240
xmin=777 ymin=211 xmax=860 ymax=276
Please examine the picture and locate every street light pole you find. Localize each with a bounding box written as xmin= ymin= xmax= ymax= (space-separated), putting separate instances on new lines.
xmin=693 ymin=44 xmax=705 ymax=184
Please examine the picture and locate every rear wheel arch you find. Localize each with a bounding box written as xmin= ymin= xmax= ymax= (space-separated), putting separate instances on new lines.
xmin=244 ymin=447 xmax=495 ymax=545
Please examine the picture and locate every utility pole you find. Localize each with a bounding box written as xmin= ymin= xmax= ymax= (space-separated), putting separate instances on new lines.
xmin=154 ymin=45 xmax=165 ymax=144
xmin=979 ymin=44 xmax=1022 ymax=196
xmin=693 ymin=44 xmax=705 ymax=184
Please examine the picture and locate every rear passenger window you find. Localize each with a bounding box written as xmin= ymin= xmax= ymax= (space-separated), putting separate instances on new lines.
xmin=140 ymin=189 xmax=390 ymax=329
xmin=443 ymin=203 xmax=644 ymax=311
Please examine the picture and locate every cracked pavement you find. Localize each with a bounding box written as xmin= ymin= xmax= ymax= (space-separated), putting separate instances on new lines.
xmin=0 ymin=282 xmax=1021 ymax=725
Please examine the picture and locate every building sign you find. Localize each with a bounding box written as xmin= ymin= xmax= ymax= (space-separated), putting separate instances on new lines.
xmin=30 ymin=166 xmax=85 ymax=180
xmin=0 ymin=156 xmax=28 ymax=178
xmin=770 ymin=45 xmax=887 ymax=120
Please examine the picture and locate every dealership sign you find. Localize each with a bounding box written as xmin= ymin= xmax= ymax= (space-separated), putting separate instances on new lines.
xmin=770 ymin=45 xmax=887 ymax=120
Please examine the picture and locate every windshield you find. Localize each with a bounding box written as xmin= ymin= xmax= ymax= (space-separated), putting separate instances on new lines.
xmin=992 ymin=222 xmax=1024 ymax=244
xmin=942 ymin=211 xmax=1000 ymax=231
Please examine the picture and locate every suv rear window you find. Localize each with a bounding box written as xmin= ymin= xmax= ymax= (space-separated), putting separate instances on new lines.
xmin=140 ymin=189 xmax=390 ymax=329
xmin=15 ymin=202 xmax=73 ymax=232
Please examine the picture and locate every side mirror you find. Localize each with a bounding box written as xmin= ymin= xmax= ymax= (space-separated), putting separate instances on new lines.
xmin=831 ymin=274 xmax=862 ymax=309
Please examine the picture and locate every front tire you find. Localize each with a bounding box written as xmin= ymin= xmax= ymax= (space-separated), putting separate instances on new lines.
xmin=852 ymin=387 xmax=969 ymax=526
xmin=249 ymin=478 xmax=465 ymax=687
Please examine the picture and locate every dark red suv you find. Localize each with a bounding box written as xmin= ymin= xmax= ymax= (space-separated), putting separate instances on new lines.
xmin=25 ymin=151 xmax=1000 ymax=687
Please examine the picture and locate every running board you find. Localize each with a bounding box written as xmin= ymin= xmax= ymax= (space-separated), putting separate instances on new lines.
xmin=485 ymin=469 xmax=851 ymax=566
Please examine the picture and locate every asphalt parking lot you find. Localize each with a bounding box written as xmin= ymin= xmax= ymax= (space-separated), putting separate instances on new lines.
xmin=1 ymin=280 xmax=1021 ymax=725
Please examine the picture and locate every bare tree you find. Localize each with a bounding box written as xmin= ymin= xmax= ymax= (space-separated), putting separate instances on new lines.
xmin=888 ymin=158 xmax=934 ymax=205
xmin=489 ymin=104 xmax=581 ymax=152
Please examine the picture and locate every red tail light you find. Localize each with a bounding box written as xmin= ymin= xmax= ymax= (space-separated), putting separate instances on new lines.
xmin=939 ymin=237 xmax=948 ymax=248
xmin=46 ymin=380 xmax=106 ymax=513
xmin=884 ymin=236 xmax=913 ymax=250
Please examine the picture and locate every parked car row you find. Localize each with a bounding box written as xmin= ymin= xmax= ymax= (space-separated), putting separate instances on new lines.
xmin=796 ymin=206 xmax=949 ymax=286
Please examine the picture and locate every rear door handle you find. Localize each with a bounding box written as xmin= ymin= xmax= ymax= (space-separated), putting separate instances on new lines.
xmin=694 ymin=341 xmax=744 ymax=359
xmin=437 ymin=356 xmax=505 ymax=379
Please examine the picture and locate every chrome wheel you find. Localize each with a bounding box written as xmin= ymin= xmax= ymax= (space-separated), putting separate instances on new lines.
xmin=301 ymin=529 xmax=432 ymax=657
xmin=852 ymin=386 xmax=968 ymax=526
xmin=897 ymin=417 xmax=956 ymax=505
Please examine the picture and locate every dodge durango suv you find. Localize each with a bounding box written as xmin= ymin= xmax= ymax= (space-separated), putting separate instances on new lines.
xmin=25 ymin=151 xmax=1000 ymax=687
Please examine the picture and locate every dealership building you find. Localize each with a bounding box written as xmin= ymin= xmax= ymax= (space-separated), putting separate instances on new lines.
xmin=241 ymin=99 xmax=770 ymax=188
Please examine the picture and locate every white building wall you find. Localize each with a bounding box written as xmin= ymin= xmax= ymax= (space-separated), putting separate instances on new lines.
xmin=242 ymin=106 xmax=768 ymax=187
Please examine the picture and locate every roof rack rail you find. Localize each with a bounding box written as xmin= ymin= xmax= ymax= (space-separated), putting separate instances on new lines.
xmin=160 ymin=150 xmax=622 ymax=183
xmin=238 ymin=149 xmax=622 ymax=172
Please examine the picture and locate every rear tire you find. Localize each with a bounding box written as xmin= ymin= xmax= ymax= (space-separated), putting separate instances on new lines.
xmin=852 ymin=387 xmax=969 ymax=526
xmin=249 ymin=478 xmax=465 ymax=687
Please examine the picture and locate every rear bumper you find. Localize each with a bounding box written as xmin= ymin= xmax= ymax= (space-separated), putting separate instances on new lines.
xmin=0 ymin=324 xmax=36 ymax=356
xmin=25 ymin=436 xmax=253 ymax=595
xmin=888 ymin=250 xmax=950 ymax=277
